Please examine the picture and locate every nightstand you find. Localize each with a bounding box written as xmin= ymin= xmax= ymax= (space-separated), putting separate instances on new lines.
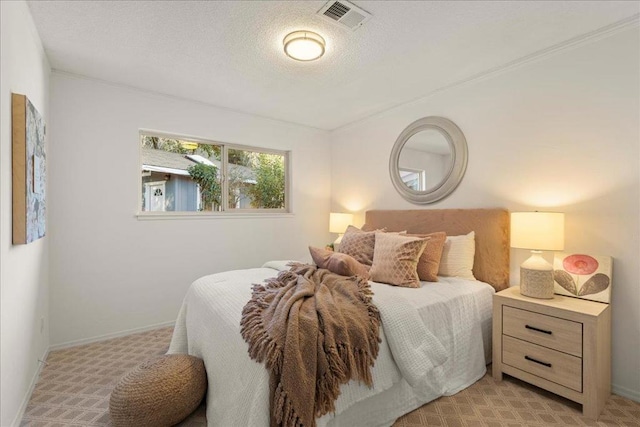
xmin=492 ymin=286 xmax=611 ymax=420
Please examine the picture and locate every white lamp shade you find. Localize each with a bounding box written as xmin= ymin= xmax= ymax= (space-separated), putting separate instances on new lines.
xmin=511 ymin=212 xmax=565 ymax=251
xmin=329 ymin=213 xmax=353 ymax=234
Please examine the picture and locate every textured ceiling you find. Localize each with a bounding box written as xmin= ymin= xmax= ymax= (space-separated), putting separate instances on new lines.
xmin=27 ymin=1 xmax=639 ymax=130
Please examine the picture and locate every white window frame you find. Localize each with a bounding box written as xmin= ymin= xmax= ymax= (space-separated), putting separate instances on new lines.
xmin=137 ymin=130 xmax=292 ymax=219
xmin=399 ymin=167 xmax=425 ymax=191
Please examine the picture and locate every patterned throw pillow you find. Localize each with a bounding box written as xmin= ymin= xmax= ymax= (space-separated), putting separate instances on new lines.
xmin=406 ymin=232 xmax=447 ymax=282
xmin=337 ymin=225 xmax=377 ymax=266
xmin=309 ymin=247 xmax=370 ymax=279
xmin=369 ymin=233 xmax=429 ymax=288
xmin=438 ymin=231 xmax=476 ymax=280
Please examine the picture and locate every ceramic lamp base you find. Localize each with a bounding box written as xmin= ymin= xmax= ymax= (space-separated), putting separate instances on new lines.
xmin=520 ymin=268 xmax=554 ymax=299
xmin=519 ymin=251 xmax=555 ymax=299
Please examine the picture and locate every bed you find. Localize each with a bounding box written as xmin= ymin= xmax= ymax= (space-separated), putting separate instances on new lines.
xmin=168 ymin=208 xmax=510 ymax=426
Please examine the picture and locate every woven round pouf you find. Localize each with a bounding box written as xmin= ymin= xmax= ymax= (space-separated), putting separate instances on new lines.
xmin=109 ymin=354 xmax=206 ymax=427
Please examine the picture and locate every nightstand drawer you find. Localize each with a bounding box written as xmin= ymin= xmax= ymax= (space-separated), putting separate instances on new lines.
xmin=503 ymin=335 xmax=582 ymax=392
xmin=503 ymin=306 xmax=582 ymax=357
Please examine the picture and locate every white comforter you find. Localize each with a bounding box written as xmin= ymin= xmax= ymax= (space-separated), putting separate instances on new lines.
xmin=169 ymin=261 xmax=494 ymax=427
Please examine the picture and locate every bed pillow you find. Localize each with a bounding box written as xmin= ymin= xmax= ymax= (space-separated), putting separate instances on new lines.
xmin=362 ymin=224 xmax=408 ymax=234
xmin=406 ymin=232 xmax=447 ymax=282
xmin=309 ymin=247 xmax=370 ymax=279
xmin=369 ymin=233 xmax=429 ymax=288
xmin=438 ymin=231 xmax=476 ymax=280
xmin=337 ymin=225 xmax=377 ymax=266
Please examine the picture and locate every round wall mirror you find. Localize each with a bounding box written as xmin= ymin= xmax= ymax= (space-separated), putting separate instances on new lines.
xmin=389 ymin=116 xmax=468 ymax=204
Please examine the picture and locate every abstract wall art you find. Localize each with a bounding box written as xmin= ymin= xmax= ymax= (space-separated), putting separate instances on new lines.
xmin=12 ymin=93 xmax=46 ymax=244
xmin=553 ymin=253 xmax=612 ymax=303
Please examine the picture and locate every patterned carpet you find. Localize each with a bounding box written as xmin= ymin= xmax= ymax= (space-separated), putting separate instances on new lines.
xmin=20 ymin=327 xmax=639 ymax=427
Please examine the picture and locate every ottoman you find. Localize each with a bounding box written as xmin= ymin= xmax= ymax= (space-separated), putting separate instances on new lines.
xmin=109 ymin=354 xmax=207 ymax=427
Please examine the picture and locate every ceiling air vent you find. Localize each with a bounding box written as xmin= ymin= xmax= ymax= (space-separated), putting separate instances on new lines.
xmin=318 ymin=0 xmax=372 ymax=31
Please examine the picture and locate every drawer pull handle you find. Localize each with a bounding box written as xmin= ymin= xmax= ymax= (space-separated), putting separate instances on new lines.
xmin=525 ymin=325 xmax=552 ymax=335
xmin=525 ymin=355 xmax=552 ymax=368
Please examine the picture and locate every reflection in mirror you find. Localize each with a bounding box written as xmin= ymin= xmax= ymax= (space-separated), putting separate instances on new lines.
xmin=399 ymin=168 xmax=424 ymax=191
xmin=398 ymin=129 xmax=452 ymax=192
xmin=389 ymin=116 xmax=468 ymax=205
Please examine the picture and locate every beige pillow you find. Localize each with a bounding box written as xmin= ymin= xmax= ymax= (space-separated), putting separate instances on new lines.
xmin=369 ymin=233 xmax=429 ymax=288
xmin=361 ymin=224 xmax=407 ymax=234
xmin=438 ymin=231 xmax=476 ymax=280
xmin=309 ymin=247 xmax=370 ymax=279
xmin=406 ymin=232 xmax=447 ymax=282
xmin=337 ymin=225 xmax=377 ymax=266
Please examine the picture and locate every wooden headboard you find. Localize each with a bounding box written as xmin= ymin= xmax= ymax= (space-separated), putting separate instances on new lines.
xmin=364 ymin=209 xmax=510 ymax=291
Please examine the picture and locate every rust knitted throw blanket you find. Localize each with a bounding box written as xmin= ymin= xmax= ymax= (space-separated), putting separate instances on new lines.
xmin=240 ymin=263 xmax=381 ymax=427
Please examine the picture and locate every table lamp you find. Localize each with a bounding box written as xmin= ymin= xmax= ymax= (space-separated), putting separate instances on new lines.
xmin=329 ymin=212 xmax=353 ymax=244
xmin=511 ymin=211 xmax=565 ymax=299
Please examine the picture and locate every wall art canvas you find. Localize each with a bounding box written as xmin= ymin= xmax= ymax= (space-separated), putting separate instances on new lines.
xmin=553 ymin=253 xmax=612 ymax=303
xmin=12 ymin=93 xmax=46 ymax=244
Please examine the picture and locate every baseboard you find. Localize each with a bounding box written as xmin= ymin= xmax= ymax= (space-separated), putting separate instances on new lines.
xmin=11 ymin=347 xmax=49 ymax=427
xmin=613 ymin=383 xmax=640 ymax=403
xmin=49 ymin=320 xmax=175 ymax=351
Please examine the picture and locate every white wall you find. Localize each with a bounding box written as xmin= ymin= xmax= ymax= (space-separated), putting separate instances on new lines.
xmin=0 ymin=2 xmax=51 ymax=426
xmin=331 ymin=28 xmax=639 ymax=399
xmin=49 ymin=73 xmax=331 ymax=346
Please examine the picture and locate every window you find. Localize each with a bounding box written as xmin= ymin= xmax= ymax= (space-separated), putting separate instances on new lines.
xmin=399 ymin=168 xmax=425 ymax=191
xmin=140 ymin=132 xmax=289 ymax=214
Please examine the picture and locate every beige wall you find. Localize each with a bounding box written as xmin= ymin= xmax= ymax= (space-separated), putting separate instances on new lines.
xmin=330 ymin=28 xmax=640 ymax=399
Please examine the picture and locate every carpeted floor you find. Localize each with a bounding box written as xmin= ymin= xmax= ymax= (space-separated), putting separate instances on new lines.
xmin=20 ymin=327 xmax=639 ymax=427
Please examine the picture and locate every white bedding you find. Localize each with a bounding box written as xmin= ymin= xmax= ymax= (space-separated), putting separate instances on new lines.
xmin=168 ymin=262 xmax=494 ymax=427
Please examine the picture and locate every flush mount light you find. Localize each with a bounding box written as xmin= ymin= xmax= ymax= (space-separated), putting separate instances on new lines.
xmin=283 ymin=31 xmax=326 ymax=61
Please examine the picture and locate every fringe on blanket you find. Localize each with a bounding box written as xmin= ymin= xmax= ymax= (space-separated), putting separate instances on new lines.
xmin=240 ymin=263 xmax=380 ymax=427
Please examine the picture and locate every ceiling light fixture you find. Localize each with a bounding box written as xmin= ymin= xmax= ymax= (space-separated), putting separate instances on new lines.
xmin=283 ymin=31 xmax=325 ymax=61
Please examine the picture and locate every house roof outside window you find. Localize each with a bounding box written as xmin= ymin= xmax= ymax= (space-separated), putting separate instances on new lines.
xmin=141 ymin=147 xmax=254 ymax=180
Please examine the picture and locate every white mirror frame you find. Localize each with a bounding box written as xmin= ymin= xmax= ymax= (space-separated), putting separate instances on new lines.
xmin=389 ymin=116 xmax=468 ymax=205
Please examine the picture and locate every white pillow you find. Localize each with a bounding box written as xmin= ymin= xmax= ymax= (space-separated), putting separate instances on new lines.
xmin=438 ymin=231 xmax=476 ymax=280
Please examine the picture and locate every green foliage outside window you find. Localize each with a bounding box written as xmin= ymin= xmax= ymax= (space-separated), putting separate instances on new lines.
xmin=247 ymin=153 xmax=285 ymax=209
xmin=142 ymin=134 xmax=286 ymax=212
xmin=141 ymin=135 xmax=219 ymax=159
xmin=187 ymin=163 xmax=221 ymax=211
